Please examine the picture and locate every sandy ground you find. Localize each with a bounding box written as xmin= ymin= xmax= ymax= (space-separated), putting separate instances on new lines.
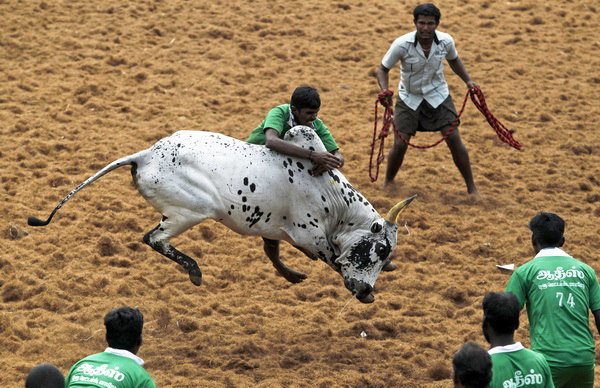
xmin=1 ymin=0 xmax=600 ymax=386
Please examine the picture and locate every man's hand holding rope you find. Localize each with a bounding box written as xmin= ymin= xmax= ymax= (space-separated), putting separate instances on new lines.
xmin=466 ymin=80 xmax=480 ymax=92
xmin=377 ymin=89 xmax=394 ymax=108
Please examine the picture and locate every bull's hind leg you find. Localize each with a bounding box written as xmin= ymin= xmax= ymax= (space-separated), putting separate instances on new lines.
xmin=292 ymin=245 xmax=319 ymax=261
xmin=262 ymin=238 xmax=307 ymax=284
xmin=143 ymin=216 xmax=202 ymax=286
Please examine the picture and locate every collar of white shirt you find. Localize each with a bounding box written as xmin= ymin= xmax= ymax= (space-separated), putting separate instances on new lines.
xmin=104 ymin=347 xmax=145 ymax=366
xmin=411 ymin=31 xmax=440 ymax=46
xmin=488 ymin=342 xmax=524 ymax=355
xmin=534 ymin=247 xmax=570 ymax=259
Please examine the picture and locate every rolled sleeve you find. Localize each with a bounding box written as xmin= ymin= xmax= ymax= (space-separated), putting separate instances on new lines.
xmin=505 ymin=271 xmax=527 ymax=310
xmin=444 ymin=35 xmax=458 ymax=61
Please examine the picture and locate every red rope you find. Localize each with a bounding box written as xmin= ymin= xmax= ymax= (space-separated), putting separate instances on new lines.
xmin=369 ymin=87 xmax=522 ymax=182
xmin=468 ymin=88 xmax=522 ymax=151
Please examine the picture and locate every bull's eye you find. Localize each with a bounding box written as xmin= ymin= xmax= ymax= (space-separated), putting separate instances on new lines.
xmin=375 ymin=243 xmax=390 ymax=258
xmin=371 ymin=222 xmax=383 ymax=234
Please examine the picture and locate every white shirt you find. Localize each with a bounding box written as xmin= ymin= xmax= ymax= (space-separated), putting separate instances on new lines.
xmin=381 ymin=30 xmax=458 ymax=110
xmin=105 ymin=347 xmax=145 ymax=366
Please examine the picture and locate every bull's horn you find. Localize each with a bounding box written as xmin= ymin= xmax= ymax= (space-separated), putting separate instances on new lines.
xmin=384 ymin=195 xmax=417 ymax=224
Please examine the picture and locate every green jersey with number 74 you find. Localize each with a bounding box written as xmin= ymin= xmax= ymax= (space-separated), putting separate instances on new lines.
xmin=506 ymin=247 xmax=600 ymax=367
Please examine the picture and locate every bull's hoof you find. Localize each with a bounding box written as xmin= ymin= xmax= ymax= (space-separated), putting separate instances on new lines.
xmin=189 ymin=269 xmax=202 ymax=286
xmin=382 ymin=261 xmax=398 ymax=272
xmin=358 ymin=294 xmax=375 ymax=304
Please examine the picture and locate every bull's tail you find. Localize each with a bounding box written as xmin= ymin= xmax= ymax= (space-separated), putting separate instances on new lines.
xmin=27 ymin=150 xmax=148 ymax=227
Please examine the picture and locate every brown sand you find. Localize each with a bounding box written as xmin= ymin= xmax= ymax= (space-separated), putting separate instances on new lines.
xmin=2 ymin=0 xmax=600 ymax=386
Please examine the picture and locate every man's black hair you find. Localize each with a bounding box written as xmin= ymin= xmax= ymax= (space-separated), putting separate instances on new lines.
xmin=25 ymin=364 xmax=65 ymax=388
xmin=452 ymin=342 xmax=492 ymax=388
xmin=529 ymin=212 xmax=565 ymax=247
xmin=482 ymin=292 xmax=520 ymax=335
xmin=104 ymin=307 xmax=144 ymax=350
xmin=413 ymin=3 xmax=441 ymax=22
xmin=290 ymin=86 xmax=321 ymax=110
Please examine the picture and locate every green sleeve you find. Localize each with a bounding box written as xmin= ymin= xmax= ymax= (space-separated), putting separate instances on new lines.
xmin=587 ymin=266 xmax=600 ymax=311
xmin=246 ymin=105 xmax=288 ymax=145
xmin=262 ymin=106 xmax=288 ymax=135
xmin=143 ymin=377 xmax=157 ymax=388
xmin=505 ymin=270 xmax=527 ymax=310
xmin=64 ymin=363 xmax=77 ymax=386
xmin=313 ymin=119 xmax=339 ymax=152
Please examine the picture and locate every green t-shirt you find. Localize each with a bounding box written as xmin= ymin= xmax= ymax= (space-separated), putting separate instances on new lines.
xmin=505 ymin=248 xmax=600 ymax=367
xmin=489 ymin=343 xmax=554 ymax=388
xmin=65 ymin=351 xmax=156 ymax=388
xmin=246 ymin=104 xmax=339 ymax=152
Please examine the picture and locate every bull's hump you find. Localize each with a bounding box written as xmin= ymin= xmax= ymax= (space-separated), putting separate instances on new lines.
xmin=283 ymin=126 xmax=326 ymax=152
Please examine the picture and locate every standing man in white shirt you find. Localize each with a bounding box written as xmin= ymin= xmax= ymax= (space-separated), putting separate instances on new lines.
xmin=376 ymin=3 xmax=479 ymax=195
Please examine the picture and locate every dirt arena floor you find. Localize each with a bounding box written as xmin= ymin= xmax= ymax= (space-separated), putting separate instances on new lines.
xmin=2 ymin=0 xmax=599 ymax=386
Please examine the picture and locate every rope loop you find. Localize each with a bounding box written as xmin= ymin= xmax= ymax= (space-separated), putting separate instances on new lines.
xmin=377 ymin=90 xmax=394 ymax=106
xmin=368 ymin=86 xmax=522 ymax=182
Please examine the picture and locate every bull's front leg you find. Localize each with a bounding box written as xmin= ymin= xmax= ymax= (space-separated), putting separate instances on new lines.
xmin=262 ymin=238 xmax=307 ymax=283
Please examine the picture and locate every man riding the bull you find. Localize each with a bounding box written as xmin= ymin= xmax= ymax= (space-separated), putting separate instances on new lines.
xmin=247 ymin=86 xmax=398 ymax=274
xmin=247 ymin=85 xmax=344 ymax=177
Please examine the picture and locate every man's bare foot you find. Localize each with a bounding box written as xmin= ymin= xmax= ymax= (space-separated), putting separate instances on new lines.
xmin=467 ymin=184 xmax=484 ymax=197
xmin=468 ymin=188 xmax=486 ymax=200
xmin=382 ymin=179 xmax=393 ymax=188
xmin=276 ymin=266 xmax=308 ymax=284
xmin=383 ymin=179 xmax=401 ymax=192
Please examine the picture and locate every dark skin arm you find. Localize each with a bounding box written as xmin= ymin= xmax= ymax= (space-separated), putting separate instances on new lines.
xmin=447 ymin=56 xmax=479 ymax=91
xmin=376 ymin=64 xmax=391 ymax=91
xmin=376 ymin=64 xmax=392 ymax=107
xmin=264 ymin=129 xmax=344 ymax=176
xmin=593 ymin=310 xmax=600 ymax=335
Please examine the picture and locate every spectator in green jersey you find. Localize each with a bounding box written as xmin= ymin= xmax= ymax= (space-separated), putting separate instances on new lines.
xmin=65 ymin=307 xmax=156 ymax=388
xmin=452 ymin=342 xmax=492 ymax=388
xmin=25 ymin=363 xmax=65 ymax=388
xmin=482 ymin=291 xmax=554 ymax=388
xmin=506 ymin=212 xmax=600 ymax=388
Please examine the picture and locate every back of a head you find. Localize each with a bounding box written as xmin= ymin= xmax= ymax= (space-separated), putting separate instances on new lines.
xmin=104 ymin=307 xmax=144 ymax=351
xmin=413 ymin=3 xmax=441 ymax=22
xmin=452 ymin=342 xmax=492 ymax=388
xmin=290 ymin=86 xmax=320 ymax=110
xmin=528 ymin=212 xmax=565 ymax=247
xmin=482 ymin=292 xmax=520 ymax=335
xmin=25 ymin=363 xmax=64 ymax=388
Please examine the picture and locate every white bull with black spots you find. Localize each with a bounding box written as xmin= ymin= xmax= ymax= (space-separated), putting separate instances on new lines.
xmin=28 ymin=126 xmax=416 ymax=303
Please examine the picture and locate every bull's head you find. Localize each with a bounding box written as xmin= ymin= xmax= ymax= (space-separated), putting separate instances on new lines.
xmin=335 ymin=195 xmax=416 ymax=303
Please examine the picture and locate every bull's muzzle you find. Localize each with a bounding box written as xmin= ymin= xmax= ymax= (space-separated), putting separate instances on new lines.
xmin=344 ymin=278 xmax=374 ymax=303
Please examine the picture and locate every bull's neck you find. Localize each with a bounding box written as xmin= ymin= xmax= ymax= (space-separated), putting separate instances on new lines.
xmin=321 ymin=171 xmax=379 ymax=238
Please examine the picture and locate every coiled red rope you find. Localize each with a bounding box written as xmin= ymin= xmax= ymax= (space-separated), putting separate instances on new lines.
xmin=369 ymin=87 xmax=522 ymax=182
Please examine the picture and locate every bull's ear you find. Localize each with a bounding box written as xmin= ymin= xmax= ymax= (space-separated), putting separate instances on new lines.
xmin=384 ymin=195 xmax=417 ymax=224
xmin=370 ymin=222 xmax=383 ymax=234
